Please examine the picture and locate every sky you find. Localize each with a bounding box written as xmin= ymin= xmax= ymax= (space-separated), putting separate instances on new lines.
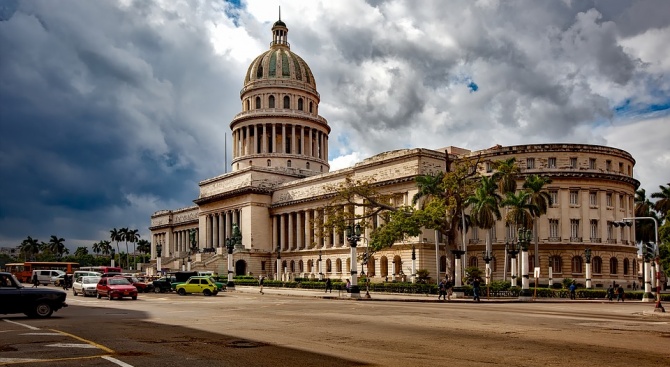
xmin=1 ymin=0 xmax=669 ymax=252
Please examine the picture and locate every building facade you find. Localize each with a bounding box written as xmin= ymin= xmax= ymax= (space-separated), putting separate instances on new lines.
xmin=149 ymin=19 xmax=640 ymax=288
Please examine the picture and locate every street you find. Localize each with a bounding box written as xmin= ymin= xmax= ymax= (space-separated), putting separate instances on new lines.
xmin=1 ymin=288 xmax=669 ymax=366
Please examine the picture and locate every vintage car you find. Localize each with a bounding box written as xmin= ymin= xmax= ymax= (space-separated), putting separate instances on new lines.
xmin=152 ymin=275 xmax=177 ymax=293
xmin=123 ymin=275 xmax=154 ymax=293
xmin=96 ymin=276 xmax=138 ymax=300
xmin=0 ymin=272 xmax=68 ymax=318
xmin=174 ymin=276 xmax=219 ymax=296
xmin=72 ymin=276 xmax=101 ymax=297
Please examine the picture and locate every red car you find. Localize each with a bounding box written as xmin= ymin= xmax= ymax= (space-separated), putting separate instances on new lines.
xmin=96 ymin=276 xmax=138 ymax=300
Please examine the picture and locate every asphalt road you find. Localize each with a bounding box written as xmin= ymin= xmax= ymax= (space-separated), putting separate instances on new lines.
xmin=1 ymin=288 xmax=669 ymax=367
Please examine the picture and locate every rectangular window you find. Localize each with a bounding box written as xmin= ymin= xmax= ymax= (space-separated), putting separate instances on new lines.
xmin=486 ymin=161 xmax=492 ymax=173
xmin=589 ymin=158 xmax=596 ymax=169
xmin=606 ymin=193 xmax=613 ymax=207
xmin=570 ymin=219 xmax=580 ymax=239
xmin=590 ymin=219 xmax=599 ymax=240
xmin=570 ymin=190 xmax=579 ymax=205
xmin=472 ymin=227 xmax=479 ymax=241
xmin=619 ymin=162 xmax=623 ymax=173
xmin=570 ymin=157 xmax=577 ymax=168
xmin=607 ymin=222 xmax=614 ymax=240
xmin=606 ymin=160 xmax=612 ymax=171
xmin=526 ymin=158 xmax=535 ymax=169
xmin=589 ymin=192 xmax=598 ymax=206
xmin=490 ymin=225 xmax=497 ymax=242
xmin=619 ymin=194 xmax=624 ymax=208
xmin=549 ymin=219 xmax=559 ymax=238
xmin=506 ymin=224 xmax=517 ymax=241
xmin=548 ymin=157 xmax=556 ymax=168
xmin=550 ymin=190 xmax=558 ymax=206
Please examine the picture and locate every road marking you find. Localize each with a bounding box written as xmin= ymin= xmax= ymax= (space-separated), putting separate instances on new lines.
xmin=0 ymin=355 xmax=106 ymax=365
xmin=21 ymin=332 xmax=61 ymax=336
xmin=46 ymin=343 xmax=99 ymax=348
xmin=101 ymin=356 xmax=135 ymax=367
xmin=3 ymin=319 xmax=39 ymax=330
xmin=50 ymin=329 xmax=115 ymax=353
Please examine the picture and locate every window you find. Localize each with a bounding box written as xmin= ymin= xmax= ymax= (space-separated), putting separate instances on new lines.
xmin=570 ymin=219 xmax=580 ymax=239
xmin=471 ymin=227 xmax=479 ymax=241
xmin=589 ymin=158 xmax=596 ymax=169
xmin=589 ymin=192 xmax=597 ymax=206
xmin=287 ymin=160 xmax=291 ymax=168
xmin=618 ymin=162 xmax=623 ymax=173
xmin=255 ymin=96 xmax=261 ymax=109
xmin=526 ymin=158 xmax=535 ymax=169
xmin=590 ymin=219 xmax=599 ymax=240
xmin=267 ymin=159 xmax=271 ymax=167
xmin=290 ymin=260 xmax=295 ymax=272
xmin=491 ymin=225 xmax=497 ymax=242
xmin=469 ymin=256 xmax=478 ymax=267
xmin=606 ymin=193 xmax=613 ymax=207
xmin=326 ymin=259 xmax=332 ymax=272
xmin=306 ymin=162 xmax=310 ymax=169
xmin=309 ymin=101 xmax=313 ymax=113
xmin=610 ymin=257 xmax=618 ymax=274
xmin=299 ymin=260 xmax=304 ymax=273
xmin=486 ymin=162 xmax=492 ymax=173
xmin=570 ymin=190 xmax=579 ymax=205
xmin=283 ymin=96 xmax=290 ymax=108
xmin=548 ymin=157 xmax=557 ymax=168
xmin=549 ymin=219 xmax=559 ymax=239
xmin=506 ymin=223 xmax=517 ymax=241
xmin=245 ymin=99 xmax=250 ymax=111
xmin=572 ymin=256 xmax=583 ymax=273
xmin=619 ymin=194 xmax=624 ymax=208
xmin=336 ymin=258 xmax=342 ymax=273
xmin=261 ymin=261 xmax=266 ymax=271
xmin=269 ymin=95 xmax=275 ymax=108
xmin=623 ymin=258 xmax=629 ymax=275
xmin=627 ymin=165 xmax=631 ymax=175
xmin=606 ymin=160 xmax=612 ymax=171
xmin=570 ymin=157 xmax=577 ymax=168
xmin=550 ymin=256 xmax=562 ymax=273
xmin=549 ymin=190 xmax=558 ymax=206
xmin=298 ymin=98 xmax=303 ymax=111
xmin=593 ymin=257 xmax=602 ymax=273
xmin=607 ymin=222 xmax=614 ymax=240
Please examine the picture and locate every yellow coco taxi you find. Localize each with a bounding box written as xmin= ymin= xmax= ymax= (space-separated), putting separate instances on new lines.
xmin=174 ymin=276 xmax=219 ymax=296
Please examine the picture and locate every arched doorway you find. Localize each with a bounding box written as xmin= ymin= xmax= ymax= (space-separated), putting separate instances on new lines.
xmin=235 ymin=260 xmax=246 ymax=276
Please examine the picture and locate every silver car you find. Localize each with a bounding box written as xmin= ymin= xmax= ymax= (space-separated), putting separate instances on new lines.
xmin=72 ymin=276 xmax=101 ymax=297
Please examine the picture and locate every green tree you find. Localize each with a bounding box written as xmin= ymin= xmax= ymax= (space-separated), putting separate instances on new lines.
xmin=92 ymin=241 xmax=101 ymax=256
xmin=492 ymin=158 xmax=519 ymax=194
xmin=465 ymin=175 xmax=502 ymax=254
xmin=125 ymin=228 xmax=140 ymax=270
xmin=110 ymin=228 xmax=122 ymax=265
xmin=634 ymin=189 xmax=659 ymax=243
xmin=501 ymin=191 xmax=539 ymax=229
xmin=20 ymin=236 xmax=41 ymax=261
xmin=74 ymin=246 xmax=89 ymax=257
xmin=137 ymin=239 xmax=150 ymax=256
xmin=651 ymin=183 xmax=670 ymax=218
xmin=99 ymin=240 xmax=112 ymax=256
xmin=523 ymin=174 xmax=553 ymax=264
xmin=47 ymin=235 xmax=66 ymax=258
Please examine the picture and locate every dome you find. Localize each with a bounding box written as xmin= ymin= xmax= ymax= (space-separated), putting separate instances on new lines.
xmin=243 ymin=19 xmax=317 ymax=93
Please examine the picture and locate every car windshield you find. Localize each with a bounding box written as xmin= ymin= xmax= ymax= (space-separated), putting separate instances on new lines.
xmin=130 ymin=277 xmax=140 ymax=283
xmin=108 ymin=278 xmax=131 ymax=285
xmin=83 ymin=277 xmax=100 ymax=284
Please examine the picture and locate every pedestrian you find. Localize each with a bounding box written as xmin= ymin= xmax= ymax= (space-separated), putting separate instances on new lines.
xmin=616 ymin=284 xmax=624 ymax=302
xmin=31 ymin=272 xmax=39 ymax=288
xmin=632 ymin=281 xmax=637 ymax=291
xmin=569 ymin=282 xmax=576 ymax=300
xmin=438 ymin=279 xmax=446 ymax=300
xmin=446 ymin=277 xmax=453 ymax=301
xmin=259 ymin=275 xmax=264 ymax=294
xmin=345 ymin=279 xmax=351 ymax=292
xmin=472 ymin=277 xmax=481 ymax=302
xmin=606 ymin=285 xmax=614 ymax=301
xmin=325 ymin=278 xmax=332 ymax=293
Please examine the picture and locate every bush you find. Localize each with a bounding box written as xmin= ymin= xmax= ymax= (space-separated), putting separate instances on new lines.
xmin=562 ymin=278 xmax=573 ymax=289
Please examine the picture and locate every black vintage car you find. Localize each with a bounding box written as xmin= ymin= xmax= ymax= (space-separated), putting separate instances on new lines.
xmin=0 ymin=272 xmax=68 ymax=318
xmin=152 ymin=271 xmax=197 ymax=293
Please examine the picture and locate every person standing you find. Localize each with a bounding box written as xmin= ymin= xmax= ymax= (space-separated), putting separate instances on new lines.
xmin=616 ymin=284 xmax=624 ymax=302
xmin=472 ymin=277 xmax=481 ymax=302
xmin=345 ymin=279 xmax=351 ymax=292
xmin=569 ymin=282 xmax=576 ymax=300
xmin=258 ymin=275 xmax=264 ymax=295
xmin=446 ymin=277 xmax=453 ymax=301
xmin=438 ymin=279 xmax=446 ymax=301
xmin=31 ymin=272 xmax=39 ymax=288
xmin=606 ymin=285 xmax=614 ymax=301
xmin=325 ymin=278 xmax=332 ymax=293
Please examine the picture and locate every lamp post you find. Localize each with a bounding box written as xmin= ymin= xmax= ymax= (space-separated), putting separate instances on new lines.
xmin=276 ymin=244 xmax=281 ymax=281
xmin=584 ymin=248 xmax=592 ymax=289
xmin=110 ymin=249 xmax=116 ymax=268
xmin=225 ymin=223 xmax=242 ymax=290
xmin=361 ymin=248 xmax=371 ymax=298
xmin=411 ymin=245 xmax=417 ymax=284
xmin=345 ymin=223 xmax=362 ymax=298
xmin=318 ymin=250 xmax=323 ymax=281
xmin=181 ymin=258 xmax=185 ymax=271
xmin=156 ymin=241 xmax=163 ymax=275
xmin=613 ymin=217 xmax=660 ymax=308
xmin=482 ymin=250 xmax=493 ymax=299
xmin=548 ymin=255 xmax=553 ymax=288
xmin=506 ymin=243 xmax=519 ymax=287
xmin=507 ymin=228 xmax=532 ymax=300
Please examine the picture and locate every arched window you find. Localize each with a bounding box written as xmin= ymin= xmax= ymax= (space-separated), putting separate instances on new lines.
xmin=269 ymin=95 xmax=275 ymax=108
xmin=287 ymin=160 xmax=291 ymax=168
xmin=491 ymin=257 xmax=497 ymax=272
xmin=267 ymin=159 xmax=271 ymax=167
xmin=593 ymin=257 xmax=602 ymax=274
xmin=309 ymin=101 xmax=313 ymax=113
xmin=282 ymin=260 xmax=287 ymax=272
xmin=550 ymin=255 xmax=562 ymax=273
xmin=325 ymin=259 xmax=331 ymax=273
xmin=255 ymin=96 xmax=261 ymax=109
xmin=249 ymin=160 xmax=252 ymax=166
xmin=367 ymin=256 xmax=375 ymax=277
xmin=336 ymin=258 xmax=342 ymax=273
xmin=528 ymin=255 xmax=535 ymax=270
xmin=298 ymin=98 xmax=303 ymax=110
xmin=307 ymin=259 xmax=312 ymax=273
xmin=610 ymin=257 xmax=618 ymax=274
xmin=469 ymin=256 xmax=478 ymax=267
xmin=381 ymin=256 xmax=388 ymax=277
xmin=245 ymin=99 xmax=250 ymax=111
xmin=306 ymin=162 xmax=310 ymax=169
xmin=393 ymin=256 xmax=402 ymax=275
xmin=299 ymin=260 xmax=304 ymax=273
xmin=290 ymin=260 xmax=295 ymax=273
xmin=346 ymin=258 xmax=351 ymax=274
xmin=623 ymin=258 xmax=629 ymax=275
xmin=571 ymin=256 xmax=583 ymax=273
xmin=283 ymin=96 xmax=290 ymax=109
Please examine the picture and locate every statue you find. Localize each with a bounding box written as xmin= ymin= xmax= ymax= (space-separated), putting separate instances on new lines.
xmin=584 ymin=248 xmax=592 ymax=263
xmin=189 ymin=229 xmax=197 ymax=249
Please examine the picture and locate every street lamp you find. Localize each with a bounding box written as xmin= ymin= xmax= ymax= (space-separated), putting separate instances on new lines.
xmin=584 ymin=248 xmax=592 ymax=289
xmin=507 ymin=228 xmax=532 ymax=300
xmin=505 ymin=242 xmax=519 ymax=287
xmin=411 ymin=245 xmax=417 ymax=284
xmin=276 ymin=243 xmax=281 ymax=281
xmin=482 ymin=250 xmax=493 ymax=299
xmin=110 ymin=249 xmax=116 ymax=268
xmin=318 ymin=250 xmax=323 ymax=281
xmin=345 ymin=222 xmax=362 ymax=298
xmin=225 ymin=223 xmax=242 ymax=290
xmin=156 ymin=241 xmax=163 ymax=275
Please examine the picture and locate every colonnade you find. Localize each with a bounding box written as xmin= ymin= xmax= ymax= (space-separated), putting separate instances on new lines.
xmin=273 ymin=207 xmax=351 ymax=252
xmin=233 ymin=123 xmax=328 ymax=160
xmin=203 ymin=209 xmax=242 ymax=248
xmin=152 ymin=229 xmax=197 ymax=258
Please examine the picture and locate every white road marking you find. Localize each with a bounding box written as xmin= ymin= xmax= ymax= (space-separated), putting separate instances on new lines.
xmin=101 ymin=355 xmax=135 ymax=367
xmin=46 ymin=343 xmax=99 ymax=348
xmin=0 ymin=358 xmax=43 ymax=363
xmin=3 ymin=319 xmax=39 ymax=330
xmin=22 ymin=332 xmax=61 ymax=336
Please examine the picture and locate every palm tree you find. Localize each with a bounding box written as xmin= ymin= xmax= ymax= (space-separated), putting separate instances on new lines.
xmin=92 ymin=241 xmax=101 ymax=256
xmin=125 ymin=229 xmax=140 ymax=270
xmin=74 ymin=246 xmax=89 ymax=257
xmin=651 ymin=183 xmax=670 ymax=218
xmin=465 ymin=175 xmax=502 ymax=258
xmin=47 ymin=235 xmax=66 ymax=258
xmin=137 ymin=239 xmax=150 ymax=263
xmin=20 ymin=236 xmax=41 ymax=261
xmin=501 ymin=191 xmax=539 ymax=230
xmin=412 ymin=172 xmax=445 ymax=208
xmin=634 ymin=189 xmax=657 ymax=242
xmin=523 ymin=174 xmax=553 ymax=265
xmin=110 ymin=228 xmax=122 ymax=265
xmin=493 ymin=158 xmax=520 ymax=194
xmin=99 ymin=240 xmax=112 ymax=256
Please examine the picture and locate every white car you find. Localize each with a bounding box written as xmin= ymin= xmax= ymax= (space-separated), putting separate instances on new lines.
xmin=72 ymin=276 xmax=101 ymax=297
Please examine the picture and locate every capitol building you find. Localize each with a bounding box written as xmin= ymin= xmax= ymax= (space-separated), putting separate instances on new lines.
xmin=149 ymin=18 xmax=640 ymax=289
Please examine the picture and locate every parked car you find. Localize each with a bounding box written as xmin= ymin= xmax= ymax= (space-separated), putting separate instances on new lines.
xmin=174 ymin=276 xmax=219 ymax=296
xmin=52 ymin=273 xmax=67 ymax=286
xmin=73 ymin=271 xmax=102 ymax=279
xmin=0 ymin=272 xmax=68 ymax=318
xmin=152 ymin=275 xmax=177 ymax=293
xmin=72 ymin=276 xmax=101 ymax=297
xmin=123 ymin=276 xmax=154 ymax=293
xmin=96 ymin=276 xmax=138 ymax=300
xmin=32 ymin=269 xmax=65 ymax=286
xmin=207 ymin=276 xmax=226 ymax=292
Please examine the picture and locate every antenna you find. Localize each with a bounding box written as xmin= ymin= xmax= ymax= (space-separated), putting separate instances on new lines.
xmin=279 ymin=6 xmax=281 ymax=21
xmin=224 ymin=132 xmax=227 ymax=173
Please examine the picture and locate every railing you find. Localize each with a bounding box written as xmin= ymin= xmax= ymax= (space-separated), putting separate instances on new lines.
xmin=606 ymin=239 xmax=617 ymax=244
xmin=570 ymin=237 xmax=583 ymax=242
xmin=622 ymin=240 xmax=629 ymax=245
xmin=548 ymin=237 xmax=561 ymax=242
xmin=469 ymin=239 xmax=481 ymax=244
xmin=590 ymin=238 xmax=602 ymax=243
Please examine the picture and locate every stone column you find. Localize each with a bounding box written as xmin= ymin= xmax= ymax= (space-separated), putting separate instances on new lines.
xmin=218 ymin=213 xmax=224 ymax=247
xmin=296 ymin=211 xmax=303 ymax=250
xmin=272 ymin=215 xmax=278 ymax=250
xmin=262 ymin=124 xmax=267 ymax=153
xmin=280 ymin=214 xmax=286 ymax=251
xmin=212 ymin=213 xmax=219 ymax=249
xmin=313 ymin=209 xmax=319 ymax=249
xmin=288 ymin=212 xmax=294 ymax=251
xmin=272 ymin=123 xmax=276 ymax=153
xmin=291 ymin=124 xmax=296 ymax=155
xmin=280 ymin=124 xmax=285 ymax=153
xmin=304 ymin=210 xmax=311 ymax=249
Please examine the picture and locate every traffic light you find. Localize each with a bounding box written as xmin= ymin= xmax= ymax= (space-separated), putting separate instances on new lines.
xmin=643 ymin=242 xmax=656 ymax=261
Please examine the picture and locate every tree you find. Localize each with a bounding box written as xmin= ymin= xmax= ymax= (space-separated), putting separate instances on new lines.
xmin=136 ymin=239 xmax=150 ymax=256
xmin=493 ymin=158 xmax=520 ymax=194
xmin=47 ymin=235 xmax=66 ymax=258
xmin=465 ymin=175 xmax=502 ymax=255
xmin=125 ymin=229 xmax=140 ymax=270
xmin=634 ymin=189 xmax=658 ymax=243
xmin=412 ymin=172 xmax=445 ymax=208
xmin=501 ymin=191 xmax=539 ymax=229
xmin=99 ymin=240 xmax=112 ymax=256
xmin=522 ymin=174 xmax=553 ymax=264
xmin=651 ymin=183 xmax=670 ymax=218
xmin=74 ymin=246 xmax=89 ymax=257
xmin=110 ymin=228 xmax=122 ymax=265
xmin=20 ymin=236 xmax=41 ymax=261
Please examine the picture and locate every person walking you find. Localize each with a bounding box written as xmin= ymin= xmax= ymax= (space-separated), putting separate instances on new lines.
xmin=325 ymin=278 xmax=332 ymax=293
xmin=258 ymin=275 xmax=264 ymax=295
xmin=616 ymin=284 xmax=624 ymax=302
xmin=569 ymin=282 xmax=576 ymax=300
xmin=446 ymin=277 xmax=453 ymax=301
xmin=472 ymin=277 xmax=481 ymax=302
xmin=606 ymin=285 xmax=614 ymax=301
xmin=438 ymin=279 xmax=447 ymax=301
xmin=31 ymin=272 xmax=39 ymax=288
xmin=345 ymin=279 xmax=351 ymax=293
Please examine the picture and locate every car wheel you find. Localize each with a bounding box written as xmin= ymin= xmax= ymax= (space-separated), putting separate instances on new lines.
xmin=108 ymin=293 xmax=112 ymax=301
xmin=177 ymin=288 xmax=186 ymax=296
xmin=203 ymin=289 xmax=212 ymax=296
xmin=73 ymin=289 xmax=77 ymax=296
xmin=96 ymin=292 xmax=101 ymax=299
xmin=132 ymin=296 xmax=137 ymax=300
xmin=32 ymin=302 xmax=53 ymax=318
xmin=212 ymin=290 xmax=218 ymax=296
xmin=154 ymin=287 xmax=162 ymax=293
